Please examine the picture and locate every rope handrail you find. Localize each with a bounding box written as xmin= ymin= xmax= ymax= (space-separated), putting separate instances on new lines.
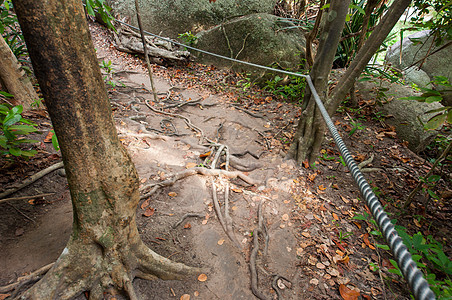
xmin=111 ymin=17 xmax=436 ymax=300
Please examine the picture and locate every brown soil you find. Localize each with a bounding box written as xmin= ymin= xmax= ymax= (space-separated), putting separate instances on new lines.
xmin=0 ymin=21 xmax=450 ymax=300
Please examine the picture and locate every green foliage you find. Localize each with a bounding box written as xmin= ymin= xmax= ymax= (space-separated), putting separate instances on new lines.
xmin=353 ymin=211 xmax=452 ymax=299
xmin=100 ymin=59 xmax=124 ymax=88
xmin=411 ymin=0 xmax=452 ymax=45
xmin=84 ymin=0 xmax=115 ymax=31
xmin=264 ymin=75 xmax=306 ymax=102
xmin=178 ymin=31 xmax=198 ymax=47
xmin=399 ymin=76 xmax=452 ymax=130
xmin=0 ymin=104 xmax=38 ymax=158
xmin=334 ymin=1 xmax=388 ymax=68
xmin=0 ymin=0 xmax=27 ymax=59
xmin=50 ymin=129 xmax=59 ymax=151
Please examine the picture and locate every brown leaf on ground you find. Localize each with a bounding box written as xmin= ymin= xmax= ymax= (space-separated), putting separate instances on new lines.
xmin=302 ymin=160 xmax=310 ymax=168
xmin=363 ymin=233 xmax=376 ymax=250
xmin=44 ymin=131 xmax=54 ymax=143
xmin=199 ymin=151 xmax=211 ymax=158
xmin=0 ymin=294 xmax=11 ymax=300
xmin=180 ymin=294 xmax=190 ymax=300
xmin=183 ymin=223 xmax=191 ymax=229
xmin=339 ymin=284 xmax=360 ymax=300
xmin=140 ymin=199 xmax=150 ymax=210
xmin=168 ymin=192 xmax=177 ymax=197
xmin=198 ymin=273 xmax=208 ymax=282
xmin=143 ymin=207 xmax=155 ymax=217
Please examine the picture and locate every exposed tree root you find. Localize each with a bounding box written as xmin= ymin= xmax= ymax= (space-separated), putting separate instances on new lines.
xmin=172 ymin=213 xmax=205 ymax=229
xmin=271 ymin=275 xmax=292 ymax=300
xmin=249 ymin=201 xmax=271 ymax=300
xmin=0 ymin=162 xmax=64 ymax=199
xmin=211 ymin=179 xmax=241 ymax=249
xmin=140 ymin=167 xmax=258 ymax=200
xmin=12 ymin=238 xmax=202 ymax=300
xmin=0 ymin=263 xmax=54 ymax=294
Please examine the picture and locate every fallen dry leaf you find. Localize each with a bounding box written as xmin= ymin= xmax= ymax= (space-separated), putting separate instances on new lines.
xmin=301 ymin=231 xmax=311 ymax=238
xmin=340 ymin=195 xmax=350 ymax=204
xmin=309 ymin=278 xmax=319 ymax=285
xmin=143 ymin=207 xmax=155 ymax=217
xmin=282 ymin=214 xmax=289 ymax=221
xmin=199 ymin=151 xmax=211 ymax=158
xmin=308 ymin=173 xmax=318 ymax=182
xmin=231 ymin=188 xmax=243 ymax=193
xmin=197 ymin=273 xmax=208 ymax=282
xmin=302 ymin=160 xmax=310 ymax=169
xmin=316 ymin=262 xmax=326 ymax=269
xmin=194 ymin=291 xmax=199 ymax=297
xmin=318 ymin=185 xmax=327 ymax=191
xmin=217 ymin=239 xmax=225 ymax=245
xmin=168 ymin=192 xmax=177 ymax=197
xmin=363 ymin=233 xmax=376 ymax=250
xmin=332 ymin=213 xmax=339 ymax=221
xmin=0 ymin=294 xmax=11 ymax=300
xmin=44 ymin=131 xmax=54 ymax=143
xmin=183 ymin=223 xmax=191 ymax=229
xmin=201 ymin=219 xmax=208 ymax=225
xmin=185 ymin=162 xmax=197 ymax=169
xmin=180 ymin=294 xmax=190 ymax=300
xmin=339 ymin=284 xmax=361 ymax=300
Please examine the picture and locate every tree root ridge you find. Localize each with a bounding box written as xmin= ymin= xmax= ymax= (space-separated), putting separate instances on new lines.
xmin=9 ymin=239 xmax=201 ymax=299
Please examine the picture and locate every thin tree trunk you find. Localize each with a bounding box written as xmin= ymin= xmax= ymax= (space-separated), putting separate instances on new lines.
xmin=305 ymin=0 xmax=326 ymax=68
xmin=0 ymin=36 xmax=38 ymax=110
xmin=327 ymin=0 xmax=412 ymax=114
xmin=287 ymin=0 xmax=350 ymax=164
xmin=13 ymin=1 xmax=199 ymax=299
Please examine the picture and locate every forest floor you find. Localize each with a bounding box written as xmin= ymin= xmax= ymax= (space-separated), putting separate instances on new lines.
xmin=0 ymin=22 xmax=450 ymax=300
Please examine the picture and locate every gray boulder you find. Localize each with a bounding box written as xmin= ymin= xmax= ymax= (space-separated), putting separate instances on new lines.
xmin=357 ymin=80 xmax=442 ymax=153
xmin=385 ymin=30 xmax=452 ymax=87
xmin=194 ymin=13 xmax=306 ymax=75
xmin=108 ymin=0 xmax=277 ymax=38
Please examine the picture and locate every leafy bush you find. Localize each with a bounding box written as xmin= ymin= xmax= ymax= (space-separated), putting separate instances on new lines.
xmin=0 ymin=0 xmax=27 ymax=59
xmin=0 ymin=104 xmax=38 ymax=157
xmin=400 ymin=76 xmax=452 ymax=130
xmin=264 ymin=74 xmax=306 ymax=102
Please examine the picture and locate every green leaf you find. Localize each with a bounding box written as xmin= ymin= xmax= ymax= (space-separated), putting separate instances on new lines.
xmin=427 ymin=189 xmax=439 ymax=199
xmin=3 ymin=114 xmax=21 ymax=127
xmin=9 ymin=147 xmax=21 ymax=156
xmin=425 ymin=113 xmax=446 ymax=130
xmin=11 ymin=105 xmax=23 ymax=115
xmin=0 ymin=90 xmax=14 ymax=98
xmin=320 ymin=3 xmax=330 ymax=10
xmin=428 ymin=175 xmax=441 ymax=182
xmin=425 ymin=95 xmax=442 ymax=103
xmin=15 ymin=138 xmax=38 ymax=144
xmin=376 ymin=244 xmax=389 ymax=250
xmin=349 ymin=4 xmax=365 ymax=14
xmin=8 ymin=124 xmax=37 ymax=133
xmin=20 ymin=149 xmax=37 ymax=157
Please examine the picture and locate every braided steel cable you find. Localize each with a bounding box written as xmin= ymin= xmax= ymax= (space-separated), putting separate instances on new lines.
xmin=111 ymin=17 xmax=436 ymax=299
xmin=305 ymin=77 xmax=435 ymax=300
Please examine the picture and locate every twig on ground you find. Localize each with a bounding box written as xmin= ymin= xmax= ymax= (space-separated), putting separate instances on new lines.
xmin=358 ymin=154 xmax=374 ymax=169
xmin=211 ymin=145 xmax=225 ymax=169
xmin=0 ymin=193 xmax=55 ymax=204
xmin=0 ymin=162 xmax=64 ymax=199
xmin=0 ymin=263 xmax=54 ymax=293
xmin=172 ymin=213 xmax=205 ymax=229
xmin=249 ymin=201 xmax=270 ymax=300
xmin=7 ymin=202 xmax=35 ymax=223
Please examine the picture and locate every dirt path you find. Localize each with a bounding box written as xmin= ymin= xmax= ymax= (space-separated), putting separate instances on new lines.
xmin=1 ymin=21 xmax=450 ymax=300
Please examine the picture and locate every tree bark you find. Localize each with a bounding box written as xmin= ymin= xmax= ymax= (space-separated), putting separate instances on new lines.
xmin=0 ymin=35 xmax=38 ymax=110
xmin=287 ymin=0 xmax=350 ymax=164
xmin=13 ymin=1 xmax=199 ymax=299
xmin=327 ymin=0 xmax=412 ymax=114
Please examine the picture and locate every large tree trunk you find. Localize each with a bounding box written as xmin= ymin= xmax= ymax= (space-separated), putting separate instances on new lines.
xmin=13 ymin=1 xmax=199 ymax=299
xmin=287 ymin=0 xmax=350 ymax=164
xmin=0 ymin=35 xmax=38 ymax=110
